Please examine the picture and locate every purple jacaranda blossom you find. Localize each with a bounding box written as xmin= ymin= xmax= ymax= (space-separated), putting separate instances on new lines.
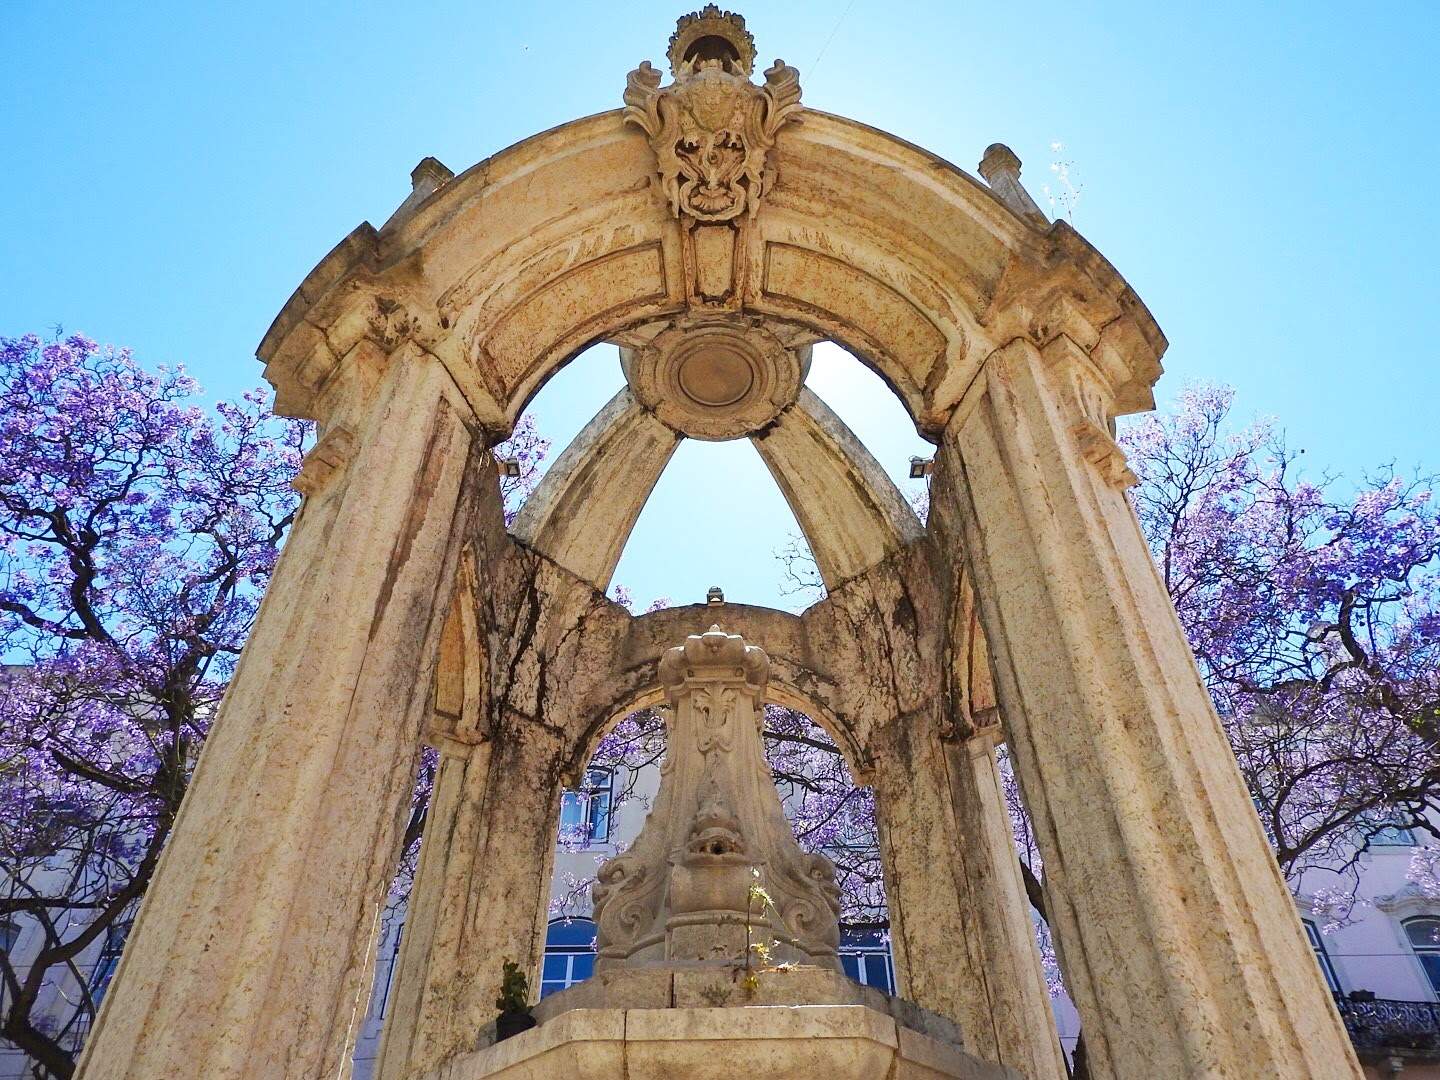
xmin=0 ymin=333 xmax=309 ymax=1076
xmin=1121 ymin=383 xmax=1440 ymax=919
xmin=1 ymin=332 xmax=553 ymax=1076
xmin=768 ymin=382 xmax=1439 ymax=998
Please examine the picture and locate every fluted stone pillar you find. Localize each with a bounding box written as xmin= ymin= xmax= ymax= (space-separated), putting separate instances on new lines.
xmin=873 ymin=707 xmax=1067 ymax=1079
xmin=77 ymin=353 xmax=484 ymax=1080
xmin=939 ymin=336 xmax=1363 ymax=1079
xmin=374 ymin=716 xmax=565 ymax=1079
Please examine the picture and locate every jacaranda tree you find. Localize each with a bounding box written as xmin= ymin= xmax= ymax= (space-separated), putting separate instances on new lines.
xmin=2 ymin=330 xmax=1436 ymax=1079
xmin=0 ymin=333 xmax=306 ymax=1076
xmin=1122 ymin=383 xmax=1440 ymax=920
xmin=0 ymin=332 xmax=543 ymax=1077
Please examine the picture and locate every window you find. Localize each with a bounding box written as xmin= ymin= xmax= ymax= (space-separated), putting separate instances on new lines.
xmin=541 ymin=918 xmax=597 ymax=998
xmin=0 ymin=919 xmax=17 ymax=1010
xmin=839 ymin=926 xmax=894 ymax=995
xmin=376 ymin=923 xmax=404 ymax=1018
xmin=1371 ymin=822 xmax=1417 ymax=847
xmin=89 ymin=921 xmax=132 ymax=1007
xmin=1303 ymin=919 xmax=1340 ymax=992
xmin=1405 ymin=918 xmax=1440 ymax=996
xmin=559 ymin=768 xmax=613 ymax=847
xmin=1360 ymin=809 xmax=1417 ymax=847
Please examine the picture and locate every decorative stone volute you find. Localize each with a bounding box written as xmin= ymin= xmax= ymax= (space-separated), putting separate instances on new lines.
xmin=623 ymin=9 xmax=802 ymax=224
xmin=592 ymin=626 xmax=841 ymax=971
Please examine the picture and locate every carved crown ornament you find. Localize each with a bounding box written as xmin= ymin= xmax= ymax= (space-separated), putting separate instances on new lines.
xmin=624 ymin=8 xmax=802 ymax=224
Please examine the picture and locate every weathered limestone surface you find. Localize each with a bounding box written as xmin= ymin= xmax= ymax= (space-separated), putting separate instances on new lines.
xmin=84 ymin=10 xmax=1364 ymax=1080
xmin=938 ymin=336 xmax=1364 ymax=1078
xmin=752 ymin=387 xmax=924 ymax=590
xmin=509 ymin=388 xmax=679 ymax=590
xmin=806 ymin=547 xmax=1067 ymax=1079
xmin=76 ymin=351 xmax=483 ymax=1079
xmin=377 ymin=495 xmax=634 ymax=1078
xmin=417 ymin=1006 xmax=1019 ymax=1080
xmin=532 ymin=964 xmax=962 ymax=1043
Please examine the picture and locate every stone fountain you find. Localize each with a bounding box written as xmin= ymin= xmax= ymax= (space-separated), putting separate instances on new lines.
xmin=428 ymin=627 xmax=1019 ymax=1080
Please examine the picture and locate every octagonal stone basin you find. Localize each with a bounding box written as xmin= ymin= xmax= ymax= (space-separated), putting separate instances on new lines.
xmin=421 ymin=967 xmax=1021 ymax=1080
xmin=421 ymin=1005 xmax=1020 ymax=1080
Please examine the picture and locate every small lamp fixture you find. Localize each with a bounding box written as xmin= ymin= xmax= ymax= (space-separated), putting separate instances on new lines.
xmin=909 ymin=456 xmax=934 ymax=479
xmin=706 ymin=586 xmax=725 ymax=606
xmin=495 ymin=455 xmax=522 ymax=478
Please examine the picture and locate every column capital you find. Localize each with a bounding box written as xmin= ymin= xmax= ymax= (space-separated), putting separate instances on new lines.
xmin=657 ymin=624 xmax=771 ymax=698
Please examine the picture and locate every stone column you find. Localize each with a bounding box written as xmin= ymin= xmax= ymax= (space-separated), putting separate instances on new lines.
xmin=373 ymin=711 xmax=564 ymax=1079
xmin=77 ymin=353 xmax=482 ymax=1080
xmin=938 ymin=336 xmax=1363 ymax=1078
xmin=872 ymin=708 xmax=1066 ymax=1080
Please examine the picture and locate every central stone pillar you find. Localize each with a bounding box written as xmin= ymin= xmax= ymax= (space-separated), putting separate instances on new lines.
xmin=593 ymin=625 xmax=842 ymax=971
xmin=419 ymin=626 xmax=1019 ymax=1080
xmin=938 ymin=336 xmax=1364 ymax=1079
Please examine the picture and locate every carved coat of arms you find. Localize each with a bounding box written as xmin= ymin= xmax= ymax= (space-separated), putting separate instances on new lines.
xmin=623 ymin=26 xmax=801 ymax=224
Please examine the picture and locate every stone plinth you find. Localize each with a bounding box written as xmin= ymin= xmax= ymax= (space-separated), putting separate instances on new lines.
xmin=421 ymin=1006 xmax=1017 ymax=1080
xmin=531 ymin=963 xmax=962 ymax=1045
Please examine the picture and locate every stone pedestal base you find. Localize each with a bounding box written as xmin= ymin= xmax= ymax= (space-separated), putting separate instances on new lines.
xmin=422 ymin=1005 xmax=1019 ymax=1080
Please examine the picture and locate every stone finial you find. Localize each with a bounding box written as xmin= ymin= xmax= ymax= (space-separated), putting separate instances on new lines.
xmin=977 ymin=143 xmax=1049 ymax=229
xmin=706 ymin=585 xmax=725 ymax=606
xmin=977 ymin=143 xmax=1022 ymax=186
xmin=380 ymin=157 xmax=455 ymax=233
xmin=592 ymin=627 xmax=840 ymax=973
xmin=658 ymin=624 xmax=769 ymax=690
xmin=410 ymin=156 xmax=454 ymax=193
xmin=668 ymin=5 xmax=756 ymax=76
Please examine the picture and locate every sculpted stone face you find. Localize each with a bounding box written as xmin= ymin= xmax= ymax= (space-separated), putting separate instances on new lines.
xmin=624 ymin=55 xmax=801 ymax=224
xmin=667 ymin=66 xmax=762 ymax=220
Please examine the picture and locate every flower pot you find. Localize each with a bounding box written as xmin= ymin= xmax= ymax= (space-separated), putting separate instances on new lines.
xmin=496 ymin=1010 xmax=537 ymax=1042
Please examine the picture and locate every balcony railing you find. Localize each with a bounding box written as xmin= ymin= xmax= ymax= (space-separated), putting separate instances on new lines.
xmin=1334 ymin=994 xmax=1440 ymax=1057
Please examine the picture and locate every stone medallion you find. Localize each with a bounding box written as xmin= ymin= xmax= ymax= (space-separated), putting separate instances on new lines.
xmin=620 ymin=320 xmax=808 ymax=441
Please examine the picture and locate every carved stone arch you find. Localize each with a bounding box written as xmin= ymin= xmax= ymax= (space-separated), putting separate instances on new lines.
xmin=564 ymin=602 xmax=870 ymax=785
xmin=752 ymin=386 xmax=923 ymax=591
xmin=259 ymin=110 xmax=1162 ymax=443
xmin=514 ymin=381 xmax=921 ymax=596
xmin=509 ymin=388 xmax=680 ymax=593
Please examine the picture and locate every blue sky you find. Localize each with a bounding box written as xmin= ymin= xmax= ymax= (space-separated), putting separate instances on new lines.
xmin=4 ymin=1 xmax=1437 ymax=609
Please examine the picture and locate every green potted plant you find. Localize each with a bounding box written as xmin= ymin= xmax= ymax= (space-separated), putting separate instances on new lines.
xmin=494 ymin=959 xmax=536 ymax=1042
